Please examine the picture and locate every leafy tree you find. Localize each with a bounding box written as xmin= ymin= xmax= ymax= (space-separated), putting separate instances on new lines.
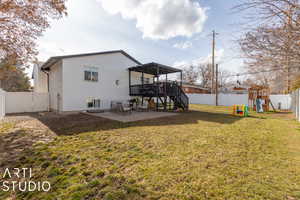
xmin=0 ymin=62 xmax=31 ymax=92
xmin=0 ymin=0 xmax=67 ymax=64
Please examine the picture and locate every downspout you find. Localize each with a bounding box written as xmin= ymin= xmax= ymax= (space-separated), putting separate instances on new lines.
xmin=41 ymin=69 xmax=50 ymax=112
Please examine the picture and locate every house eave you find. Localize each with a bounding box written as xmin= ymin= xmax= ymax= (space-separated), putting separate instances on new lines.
xmin=40 ymin=50 xmax=142 ymax=70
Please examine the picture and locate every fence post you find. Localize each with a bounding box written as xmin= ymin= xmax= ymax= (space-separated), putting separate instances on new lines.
xmin=0 ymin=89 xmax=6 ymax=119
xmin=298 ymin=89 xmax=300 ymax=121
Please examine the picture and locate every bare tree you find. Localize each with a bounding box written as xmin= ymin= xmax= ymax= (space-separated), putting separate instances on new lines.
xmin=218 ymin=69 xmax=233 ymax=90
xmin=235 ymin=0 xmax=300 ymax=93
xmin=181 ymin=64 xmax=233 ymax=92
xmin=198 ymin=64 xmax=212 ymax=88
xmin=182 ymin=65 xmax=199 ymax=84
xmin=234 ymin=0 xmax=300 ymax=26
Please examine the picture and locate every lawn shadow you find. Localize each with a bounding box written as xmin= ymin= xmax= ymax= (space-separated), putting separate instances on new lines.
xmin=0 ymin=128 xmax=55 ymax=168
xmin=14 ymin=109 xmax=244 ymax=136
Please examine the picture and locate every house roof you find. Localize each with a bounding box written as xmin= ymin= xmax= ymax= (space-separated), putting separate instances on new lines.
xmin=41 ymin=50 xmax=141 ymax=70
xmin=182 ymin=82 xmax=210 ymax=90
xmin=128 ymin=62 xmax=182 ymax=75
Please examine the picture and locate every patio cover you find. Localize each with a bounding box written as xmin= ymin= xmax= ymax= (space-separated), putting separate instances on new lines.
xmin=128 ymin=62 xmax=182 ymax=76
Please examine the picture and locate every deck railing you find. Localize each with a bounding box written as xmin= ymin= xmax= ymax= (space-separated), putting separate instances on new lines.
xmin=129 ymin=81 xmax=189 ymax=110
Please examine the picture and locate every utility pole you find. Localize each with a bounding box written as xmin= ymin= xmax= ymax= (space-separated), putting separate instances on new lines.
xmin=215 ymin=64 xmax=219 ymax=106
xmin=286 ymin=5 xmax=293 ymax=93
xmin=211 ymin=30 xmax=218 ymax=94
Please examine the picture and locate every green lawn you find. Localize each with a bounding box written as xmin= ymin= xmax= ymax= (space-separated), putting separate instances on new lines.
xmin=1 ymin=105 xmax=300 ymax=200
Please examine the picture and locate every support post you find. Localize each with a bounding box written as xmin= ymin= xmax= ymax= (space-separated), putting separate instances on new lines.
xmin=142 ymin=72 xmax=144 ymax=87
xmin=129 ymin=70 xmax=131 ymax=95
xmin=156 ymin=65 xmax=159 ymax=111
xmin=180 ymin=71 xmax=183 ymax=88
xmin=164 ymin=74 xmax=168 ymax=110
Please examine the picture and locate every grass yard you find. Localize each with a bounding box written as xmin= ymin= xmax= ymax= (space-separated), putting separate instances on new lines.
xmin=0 ymin=105 xmax=300 ymax=200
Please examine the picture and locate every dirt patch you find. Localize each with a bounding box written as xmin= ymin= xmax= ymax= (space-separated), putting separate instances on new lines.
xmin=0 ymin=113 xmax=58 ymax=168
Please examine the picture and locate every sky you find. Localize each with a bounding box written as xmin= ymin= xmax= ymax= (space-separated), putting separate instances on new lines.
xmin=28 ymin=0 xmax=246 ymax=81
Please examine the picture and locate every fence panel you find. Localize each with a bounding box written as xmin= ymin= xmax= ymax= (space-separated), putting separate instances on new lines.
xmin=187 ymin=93 xmax=292 ymax=109
xmin=219 ymin=94 xmax=248 ymax=106
xmin=270 ymin=95 xmax=292 ymax=110
xmin=187 ymin=94 xmax=248 ymax=106
xmin=5 ymin=92 xmax=49 ymax=114
xmin=291 ymin=89 xmax=300 ymax=121
xmin=0 ymin=89 xmax=5 ymax=119
xmin=187 ymin=94 xmax=215 ymax=105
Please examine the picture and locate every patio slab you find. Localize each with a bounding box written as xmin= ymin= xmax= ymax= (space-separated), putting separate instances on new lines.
xmin=85 ymin=111 xmax=179 ymax=122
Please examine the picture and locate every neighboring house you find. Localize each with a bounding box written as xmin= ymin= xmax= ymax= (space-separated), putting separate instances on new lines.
xmin=220 ymin=84 xmax=249 ymax=94
xmin=231 ymin=86 xmax=249 ymax=94
xmin=182 ymin=82 xmax=210 ymax=94
xmin=34 ymin=50 xmax=188 ymax=112
xmin=33 ymin=61 xmax=48 ymax=93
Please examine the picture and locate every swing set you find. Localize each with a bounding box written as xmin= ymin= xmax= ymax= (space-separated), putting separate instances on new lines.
xmin=248 ymin=85 xmax=276 ymax=112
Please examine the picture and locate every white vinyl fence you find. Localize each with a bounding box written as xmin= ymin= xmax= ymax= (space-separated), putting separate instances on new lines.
xmin=188 ymin=93 xmax=292 ymax=110
xmin=270 ymin=95 xmax=292 ymax=110
xmin=5 ymin=92 xmax=49 ymax=114
xmin=291 ymin=89 xmax=300 ymax=121
xmin=0 ymin=91 xmax=49 ymax=115
xmin=0 ymin=89 xmax=5 ymax=119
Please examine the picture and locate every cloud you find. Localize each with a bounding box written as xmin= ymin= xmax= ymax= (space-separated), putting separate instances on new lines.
xmin=173 ymin=41 xmax=193 ymax=50
xmin=97 ymin=0 xmax=208 ymax=40
xmin=174 ymin=49 xmax=225 ymax=67
xmin=37 ymin=41 xmax=67 ymax=61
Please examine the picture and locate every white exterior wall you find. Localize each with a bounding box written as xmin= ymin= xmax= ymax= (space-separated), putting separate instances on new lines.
xmin=49 ymin=61 xmax=63 ymax=111
xmin=33 ymin=64 xmax=48 ymax=93
xmin=0 ymin=89 xmax=5 ymax=119
xmin=5 ymin=92 xmax=49 ymax=114
xmin=61 ymin=53 xmax=144 ymax=111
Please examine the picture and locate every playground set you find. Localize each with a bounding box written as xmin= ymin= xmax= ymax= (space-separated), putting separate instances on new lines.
xmin=233 ymin=85 xmax=275 ymax=116
xmin=233 ymin=104 xmax=249 ymax=117
xmin=248 ymin=85 xmax=274 ymax=112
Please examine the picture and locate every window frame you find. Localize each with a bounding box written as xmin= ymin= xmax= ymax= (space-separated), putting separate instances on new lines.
xmin=87 ymin=98 xmax=101 ymax=109
xmin=84 ymin=67 xmax=99 ymax=82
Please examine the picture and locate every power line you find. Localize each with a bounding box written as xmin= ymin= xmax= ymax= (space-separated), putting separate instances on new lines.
xmin=223 ymin=65 xmax=300 ymax=78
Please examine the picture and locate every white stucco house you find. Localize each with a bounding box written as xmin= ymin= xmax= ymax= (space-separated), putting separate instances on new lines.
xmin=33 ymin=50 xmax=188 ymax=112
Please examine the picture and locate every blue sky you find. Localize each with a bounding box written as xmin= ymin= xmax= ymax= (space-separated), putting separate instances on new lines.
xmin=29 ymin=0 xmax=246 ymax=78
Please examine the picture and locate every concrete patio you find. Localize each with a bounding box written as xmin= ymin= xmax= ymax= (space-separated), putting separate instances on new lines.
xmin=85 ymin=111 xmax=179 ymax=122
